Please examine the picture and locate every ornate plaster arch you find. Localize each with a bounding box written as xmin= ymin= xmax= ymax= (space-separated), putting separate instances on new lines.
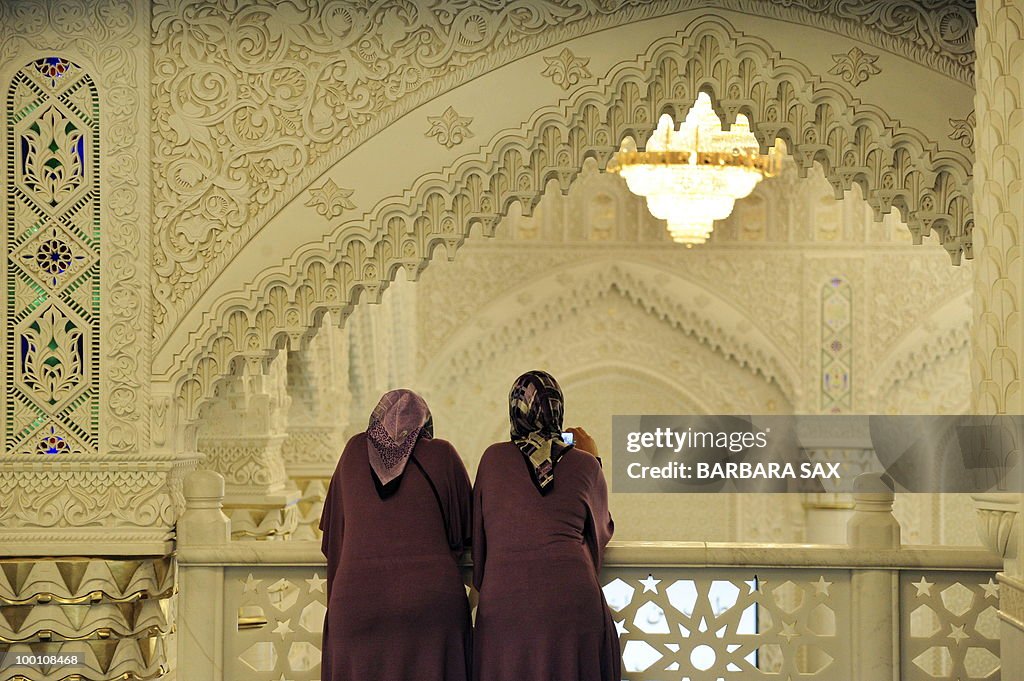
xmin=152 ymin=0 xmax=976 ymax=340
xmin=422 ymin=308 xmax=791 ymax=465
xmin=870 ymin=290 xmax=972 ymax=402
xmin=167 ymin=15 xmax=972 ymax=420
xmin=417 ymin=258 xmax=799 ymax=403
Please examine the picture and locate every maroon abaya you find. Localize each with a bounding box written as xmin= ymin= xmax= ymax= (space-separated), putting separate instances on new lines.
xmin=320 ymin=433 xmax=472 ymax=681
xmin=471 ymin=441 xmax=620 ymax=681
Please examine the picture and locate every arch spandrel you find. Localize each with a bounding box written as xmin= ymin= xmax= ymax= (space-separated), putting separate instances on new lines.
xmin=159 ymin=15 xmax=975 ymax=422
xmin=151 ymin=0 xmax=976 ymax=345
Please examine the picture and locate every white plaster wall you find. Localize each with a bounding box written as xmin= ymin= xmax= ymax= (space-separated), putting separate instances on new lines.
xmin=322 ymin=158 xmax=978 ymax=546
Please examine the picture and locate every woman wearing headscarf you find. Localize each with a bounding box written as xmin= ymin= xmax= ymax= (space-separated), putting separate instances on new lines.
xmin=320 ymin=389 xmax=473 ymax=681
xmin=471 ymin=370 xmax=620 ymax=681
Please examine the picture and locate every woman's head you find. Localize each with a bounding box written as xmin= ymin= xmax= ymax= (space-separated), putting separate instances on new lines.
xmin=367 ymin=389 xmax=433 ymax=488
xmin=508 ymin=370 xmax=564 ymax=439
xmin=370 ymin=389 xmax=433 ymax=440
xmin=508 ymin=371 xmax=567 ymax=494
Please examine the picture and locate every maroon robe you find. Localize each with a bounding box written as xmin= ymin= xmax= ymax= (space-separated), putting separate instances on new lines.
xmin=320 ymin=433 xmax=472 ymax=681
xmin=472 ymin=441 xmax=620 ymax=681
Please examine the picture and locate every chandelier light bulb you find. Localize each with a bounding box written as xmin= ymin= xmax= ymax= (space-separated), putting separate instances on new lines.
xmin=607 ymin=92 xmax=781 ymax=246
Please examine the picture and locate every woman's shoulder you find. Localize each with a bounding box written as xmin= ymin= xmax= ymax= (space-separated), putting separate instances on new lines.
xmin=334 ymin=432 xmax=366 ymax=477
xmin=342 ymin=431 xmax=366 ymax=446
xmin=416 ymin=436 xmax=465 ymax=464
xmin=339 ymin=430 xmax=366 ymax=454
xmin=560 ymin=446 xmax=604 ymax=477
xmin=418 ymin=436 xmax=454 ymax=451
xmin=477 ymin=441 xmax=516 ymax=467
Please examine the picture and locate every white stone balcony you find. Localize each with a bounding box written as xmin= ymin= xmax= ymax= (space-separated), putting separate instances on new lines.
xmin=175 ymin=471 xmax=1003 ymax=681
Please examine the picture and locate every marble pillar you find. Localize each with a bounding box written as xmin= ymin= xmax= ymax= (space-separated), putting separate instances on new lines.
xmin=971 ymin=1 xmax=1024 ymax=675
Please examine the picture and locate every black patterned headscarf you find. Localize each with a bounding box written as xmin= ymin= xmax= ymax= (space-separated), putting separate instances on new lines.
xmin=367 ymin=389 xmax=433 ymax=493
xmin=509 ymin=371 xmax=571 ymax=494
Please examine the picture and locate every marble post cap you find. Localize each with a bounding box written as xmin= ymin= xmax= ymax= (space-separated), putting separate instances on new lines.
xmin=184 ymin=469 xmax=225 ymax=501
xmin=852 ymin=472 xmax=894 ymax=496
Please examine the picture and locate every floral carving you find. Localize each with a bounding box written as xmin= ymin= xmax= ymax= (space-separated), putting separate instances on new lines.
xmin=6 ymin=58 xmax=100 ymax=455
xmin=20 ymin=105 xmax=86 ymax=207
xmin=1 ymin=0 xmax=151 ymax=458
xmin=12 ymin=223 xmax=95 ymax=290
xmin=151 ymin=0 xmax=977 ymax=342
xmin=426 ymin=106 xmax=474 ymax=148
xmin=0 ymin=461 xmax=185 ymax=533
xmin=949 ymin=111 xmax=975 ymax=151
xmin=0 ymin=0 xmax=163 ymax=560
xmin=541 ymin=47 xmax=592 ymax=90
xmin=35 ymin=238 xmax=75 ymax=276
xmin=17 ymin=305 xmax=88 ymax=410
xmin=972 ymin=0 xmax=1023 ymax=414
xmin=305 ymin=178 xmax=355 ymax=219
xmin=829 ymin=46 xmax=881 ymax=86
xmin=169 ymin=16 xmax=975 ymax=419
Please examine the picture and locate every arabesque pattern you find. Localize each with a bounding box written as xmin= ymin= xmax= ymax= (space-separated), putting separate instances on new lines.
xmin=170 ymin=16 xmax=974 ymax=420
xmin=151 ymin=0 xmax=976 ymax=342
xmin=221 ymin=564 xmax=999 ymax=680
xmin=5 ymin=57 xmax=99 ymax=455
xmin=901 ymin=571 xmax=1001 ymax=680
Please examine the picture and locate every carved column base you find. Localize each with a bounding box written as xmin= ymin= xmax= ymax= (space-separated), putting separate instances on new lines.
xmin=222 ymin=490 xmax=300 ymax=541
xmin=997 ymin=574 xmax=1024 ymax=678
xmin=0 ymin=556 xmax=175 ymax=681
xmin=287 ymin=477 xmax=330 ymax=541
xmin=0 ymin=452 xmax=201 ymax=556
xmin=199 ymin=433 xmax=300 ymax=541
xmin=973 ymin=493 xmax=1021 ymax=575
xmin=282 ymin=425 xmax=344 ymax=541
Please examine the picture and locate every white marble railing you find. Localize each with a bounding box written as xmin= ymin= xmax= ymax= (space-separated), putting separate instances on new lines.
xmin=176 ymin=472 xmax=1002 ymax=681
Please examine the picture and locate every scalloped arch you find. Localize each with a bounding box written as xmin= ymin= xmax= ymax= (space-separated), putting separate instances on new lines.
xmin=152 ymin=0 xmax=976 ymax=342
xmin=418 ymin=258 xmax=800 ymax=403
xmin=869 ymin=290 xmax=972 ymax=400
xmin=172 ymin=15 xmax=973 ymax=420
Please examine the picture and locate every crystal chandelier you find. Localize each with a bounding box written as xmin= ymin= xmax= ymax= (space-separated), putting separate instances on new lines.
xmin=607 ymin=92 xmax=781 ymax=246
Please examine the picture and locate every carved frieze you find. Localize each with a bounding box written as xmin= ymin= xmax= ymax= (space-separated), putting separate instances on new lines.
xmin=151 ymin=0 xmax=977 ymax=343
xmin=169 ymin=16 xmax=974 ymax=420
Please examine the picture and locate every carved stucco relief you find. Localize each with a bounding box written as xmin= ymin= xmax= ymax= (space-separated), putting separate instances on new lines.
xmin=0 ymin=0 xmax=150 ymax=456
xmin=0 ymin=0 xmax=177 ymax=547
xmin=425 ymin=106 xmax=474 ymax=148
xmin=829 ymin=46 xmax=882 ymax=86
xmin=420 ymin=255 xmax=798 ymax=397
xmin=971 ymin=0 xmax=1024 ymax=416
xmin=164 ymin=16 xmax=975 ymax=422
xmin=6 ymin=59 xmax=101 ymax=457
xmin=151 ymin=0 xmax=976 ymax=343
